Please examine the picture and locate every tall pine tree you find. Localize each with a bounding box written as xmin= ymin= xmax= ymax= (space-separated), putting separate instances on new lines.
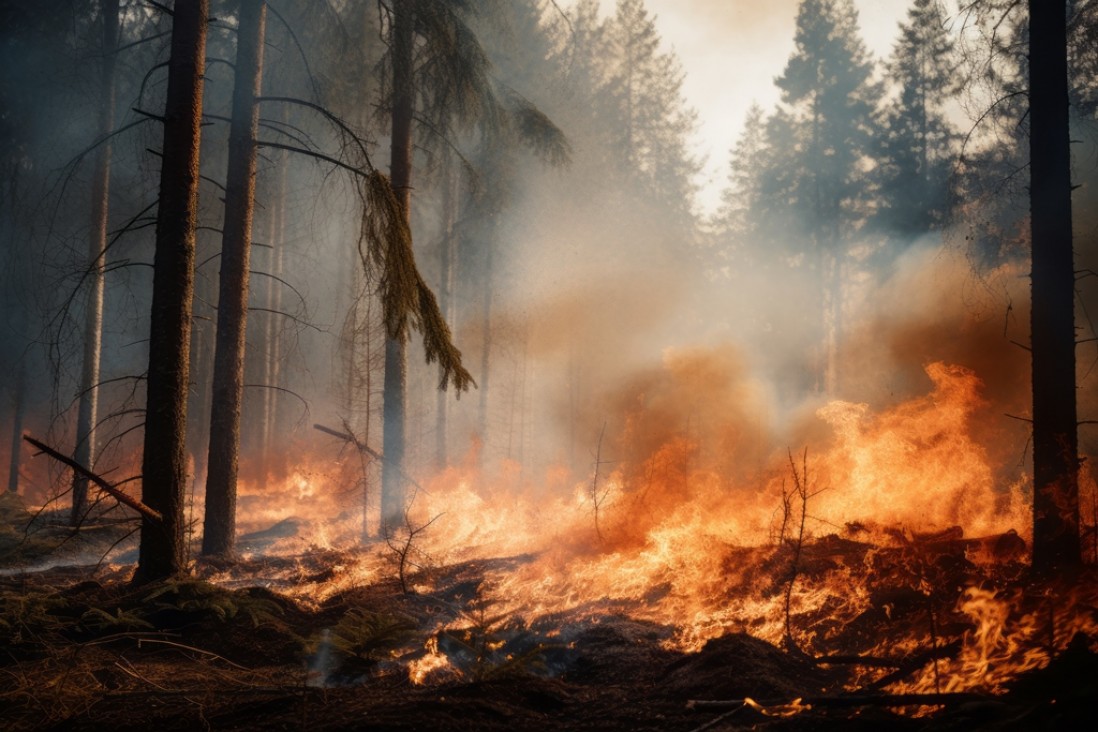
xmin=874 ymin=0 xmax=959 ymax=238
xmin=774 ymin=0 xmax=880 ymax=394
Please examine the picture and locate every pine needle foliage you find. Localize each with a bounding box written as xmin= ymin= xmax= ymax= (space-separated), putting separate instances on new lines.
xmin=142 ymin=578 xmax=284 ymax=627
xmin=330 ymin=608 xmax=419 ymax=664
xmin=358 ymin=170 xmax=475 ymax=392
xmin=79 ymin=606 xmax=154 ymax=632
xmin=437 ymin=596 xmax=550 ymax=681
xmin=500 ymin=87 xmax=572 ymax=167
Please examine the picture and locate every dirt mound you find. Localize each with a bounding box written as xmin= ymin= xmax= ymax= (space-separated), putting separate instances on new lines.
xmin=663 ymin=632 xmax=833 ymax=702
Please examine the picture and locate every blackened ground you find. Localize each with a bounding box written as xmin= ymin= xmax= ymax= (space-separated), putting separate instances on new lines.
xmin=0 ymin=517 xmax=1095 ymax=731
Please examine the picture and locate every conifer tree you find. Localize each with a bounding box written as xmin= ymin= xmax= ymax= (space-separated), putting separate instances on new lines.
xmin=71 ymin=0 xmax=119 ymax=525
xmin=135 ymin=0 xmax=209 ymax=584
xmin=1029 ymin=0 xmax=1081 ymax=571
xmin=774 ymin=0 xmax=880 ymax=393
xmin=875 ymin=0 xmax=959 ymax=238
xmin=601 ymin=0 xmax=699 ymax=226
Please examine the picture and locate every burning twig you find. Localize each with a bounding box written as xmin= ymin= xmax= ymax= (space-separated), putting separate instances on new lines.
xmin=22 ymin=435 xmax=162 ymax=523
xmin=589 ymin=421 xmax=613 ymax=543
xmin=384 ymin=509 xmax=443 ymax=593
xmin=781 ymin=447 xmax=823 ymax=653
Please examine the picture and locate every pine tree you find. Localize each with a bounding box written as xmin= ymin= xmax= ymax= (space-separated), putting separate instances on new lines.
xmin=1029 ymin=0 xmax=1081 ymax=572
xmin=135 ymin=0 xmax=209 ymax=584
xmin=202 ymin=0 xmax=267 ymax=559
xmin=601 ymin=0 xmax=699 ymax=225
xmin=71 ymin=0 xmax=119 ymax=525
xmin=774 ymin=0 xmax=880 ymax=393
xmin=875 ymin=0 xmax=959 ymax=238
xmin=711 ymin=104 xmax=769 ymax=270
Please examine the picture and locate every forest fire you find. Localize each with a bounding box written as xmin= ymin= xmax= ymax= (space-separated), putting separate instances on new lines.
xmin=3 ymin=0 xmax=1098 ymax=729
xmin=170 ymin=350 xmax=1096 ymax=704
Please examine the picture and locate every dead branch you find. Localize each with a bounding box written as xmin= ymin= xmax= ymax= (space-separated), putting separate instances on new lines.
xmin=384 ymin=509 xmax=444 ymax=593
xmin=134 ymin=638 xmax=251 ymax=671
xmin=864 ymin=640 xmax=964 ymax=691
xmin=815 ymin=640 xmax=962 ymax=673
xmin=313 ymin=423 xmax=382 ymax=461
xmin=313 ymin=423 xmax=427 ymax=498
xmin=782 ymin=448 xmax=810 ymax=651
xmin=813 ymin=654 xmax=904 ymax=668
xmin=589 ymin=422 xmax=611 ymax=542
xmin=23 ymin=435 xmax=161 ymax=523
xmin=687 ymin=705 xmax=745 ymax=732
xmin=687 ymin=691 xmax=989 ymax=711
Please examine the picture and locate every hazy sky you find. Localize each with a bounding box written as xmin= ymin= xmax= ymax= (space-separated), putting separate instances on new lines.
xmin=592 ymin=0 xmax=919 ymax=213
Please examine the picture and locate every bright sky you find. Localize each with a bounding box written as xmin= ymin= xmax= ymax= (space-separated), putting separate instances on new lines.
xmin=593 ymin=0 xmax=922 ymax=213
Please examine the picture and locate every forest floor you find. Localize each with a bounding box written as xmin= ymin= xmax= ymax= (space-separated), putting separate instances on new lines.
xmin=1 ymin=492 xmax=1096 ymax=731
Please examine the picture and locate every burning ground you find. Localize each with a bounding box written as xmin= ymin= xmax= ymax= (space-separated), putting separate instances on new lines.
xmin=3 ymin=337 xmax=1098 ymax=731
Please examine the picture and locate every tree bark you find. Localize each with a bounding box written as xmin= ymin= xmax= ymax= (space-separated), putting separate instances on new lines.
xmin=1029 ymin=0 xmax=1081 ymax=572
xmin=72 ymin=0 xmax=119 ymax=525
xmin=381 ymin=0 xmax=415 ymax=534
xmin=435 ymin=158 xmax=455 ymax=470
xmin=134 ymin=0 xmax=208 ymax=584
xmin=477 ymin=233 xmax=493 ymax=450
xmin=7 ymin=361 xmax=27 ymax=495
xmin=203 ymin=0 xmax=266 ymax=558
xmin=256 ymin=147 xmax=286 ymax=484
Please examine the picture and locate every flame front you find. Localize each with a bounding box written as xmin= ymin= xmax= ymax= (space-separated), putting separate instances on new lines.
xmin=221 ymin=351 xmax=1095 ymax=699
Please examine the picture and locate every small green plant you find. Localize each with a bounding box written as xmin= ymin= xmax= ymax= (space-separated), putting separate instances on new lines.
xmin=0 ymin=589 xmax=71 ymax=646
xmin=329 ymin=608 xmax=419 ymax=674
xmin=80 ymin=606 xmax=154 ymax=633
xmin=384 ymin=509 xmax=443 ymax=593
xmin=439 ymin=596 xmax=548 ymax=681
xmin=143 ymin=579 xmax=283 ymax=627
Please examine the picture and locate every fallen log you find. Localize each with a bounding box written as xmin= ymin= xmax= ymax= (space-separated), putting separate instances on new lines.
xmin=23 ymin=435 xmax=162 ymax=523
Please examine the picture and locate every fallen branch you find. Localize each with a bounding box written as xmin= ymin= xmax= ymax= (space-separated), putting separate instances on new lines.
xmin=687 ymin=705 xmax=744 ymax=732
xmin=23 ymin=435 xmax=162 ymax=523
xmin=313 ymin=423 xmax=382 ymax=461
xmin=864 ymin=640 xmax=963 ymax=691
xmin=688 ymin=692 xmax=989 ymax=711
xmin=313 ymin=423 xmax=427 ymax=497
xmin=813 ymin=654 xmax=904 ymax=668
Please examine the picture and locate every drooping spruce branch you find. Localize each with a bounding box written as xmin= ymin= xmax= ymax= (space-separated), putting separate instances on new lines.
xmin=359 ymin=169 xmax=475 ymax=392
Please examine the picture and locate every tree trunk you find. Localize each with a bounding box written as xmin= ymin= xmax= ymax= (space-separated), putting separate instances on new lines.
xmin=477 ymin=234 xmax=493 ymax=450
xmin=435 ymin=158 xmax=455 ymax=470
xmin=72 ymin=0 xmax=118 ymax=525
xmin=1029 ymin=0 xmax=1080 ymax=572
xmin=256 ymin=145 xmax=286 ymax=484
xmin=7 ymin=361 xmax=27 ymax=495
xmin=381 ymin=0 xmax=415 ymax=533
xmin=202 ymin=0 xmax=266 ymax=558
xmin=134 ymin=0 xmax=208 ymax=584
